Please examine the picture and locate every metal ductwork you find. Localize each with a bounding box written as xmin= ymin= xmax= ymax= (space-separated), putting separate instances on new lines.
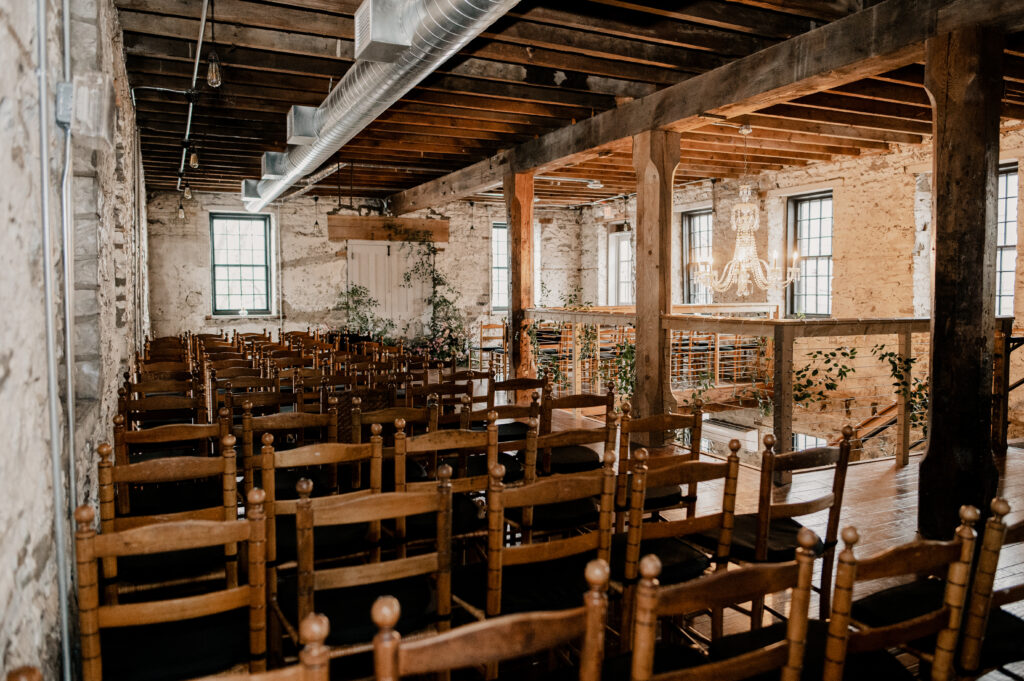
xmin=243 ymin=0 xmax=520 ymax=212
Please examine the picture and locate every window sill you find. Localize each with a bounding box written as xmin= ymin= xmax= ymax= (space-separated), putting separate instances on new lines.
xmin=206 ymin=314 xmax=280 ymax=321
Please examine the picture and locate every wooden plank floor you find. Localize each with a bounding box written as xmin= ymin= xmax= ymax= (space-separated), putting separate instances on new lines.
xmin=550 ymin=409 xmax=1024 ymax=678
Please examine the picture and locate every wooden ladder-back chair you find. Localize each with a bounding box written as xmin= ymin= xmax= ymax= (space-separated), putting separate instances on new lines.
xmin=454 ymin=450 xmax=616 ymax=621
xmin=113 ymin=411 xmax=231 ymax=515
xmin=618 ymin=442 xmax=741 ymax=649
xmin=464 ymin=390 xmax=541 ymax=445
xmin=959 ymin=498 xmax=1024 ymax=676
xmin=513 ymin=418 xmax=619 ymax=537
xmin=486 ymin=375 xmax=549 ymax=410
xmin=694 ymin=428 xmax=853 ymax=621
xmin=539 ymin=386 xmax=616 ymax=474
xmin=225 ymin=390 xmax=303 ymax=419
xmin=394 ymin=417 xmax=498 ymax=542
xmin=137 ymin=359 xmax=193 ymax=382
xmin=124 ymin=376 xmax=195 ymax=400
xmin=629 ymin=529 xmax=818 ymax=681
xmin=473 ymin=323 xmax=507 ymax=377
xmin=97 ymin=436 xmax=239 ymax=597
xmin=351 ymin=400 xmax=439 ymax=445
xmin=75 ymin=489 xmax=268 ymax=681
xmin=287 ymin=469 xmax=453 ymax=659
xmin=820 ymin=508 xmax=978 ymax=680
xmin=849 ymin=498 xmax=1024 ymax=678
xmin=371 ymin=559 xmax=609 ymax=681
xmin=123 ymin=391 xmax=209 ymax=428
xmin=616 ymin=403 xmax=704 ymax=532
xmin=241 ymin=399 xmax=340 ymax=503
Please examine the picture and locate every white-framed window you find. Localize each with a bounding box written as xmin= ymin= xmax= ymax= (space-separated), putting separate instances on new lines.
xmin=211 ymin=213 xmax=273 ymax=315
xmin=607 ymin=229 xmax=635 ymax=305
xmin=792 ymin=433 xmax=827 ymax=450
xmin=491 ymin=222 xmax=509 ymax=310
xmin=789 ymin=192 xmax=833 ymax=317
xmin=683 ymin=209 xmax=713 ymax=304
xmin=997 ymin=165 xmax=1018 ymax=317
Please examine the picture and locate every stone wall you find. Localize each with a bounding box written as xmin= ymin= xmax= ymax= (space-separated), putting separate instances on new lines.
xmin=146 ymin=192 xmax=584 ymax=340
xmin=0 ymin=0 xmax=148 ymax=673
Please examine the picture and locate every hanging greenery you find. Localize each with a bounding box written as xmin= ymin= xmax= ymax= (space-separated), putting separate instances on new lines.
xmin=871 ymin=344 xmax=929 ymax=435
xmin=793 ymin=346 xmax=858 ymax=406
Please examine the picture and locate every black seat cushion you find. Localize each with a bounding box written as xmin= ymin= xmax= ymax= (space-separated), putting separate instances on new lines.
xmin=691 ymin=514 xmax=825 ymax=562
xmin=277 ymin=573 xmax=436 ymax=647
xmin=441 ymin=452 xmax=524 ymax=484
xmin=710 ymin=620 xmax=914 ymax=681
xmin=406 ymin=493 xmax=485 ymax=538
xmin=609 ymin=534 xmax=709 ymax=585
xmin=543 ymin=445 xmax=602 ymax=474
xmin=272 ymin=515 xmax=369 ymax=563
xmin=509 ymin=497 xmax=599 ymax=532
xmin=614 ymin=483 xmax=685 ymax=512
xmin=454 ymin=555 xmax=592 ymax=615
xmin=471 ymin=421 xmax=531 ymax=442
xmin=100 ymin=609 xmax=249 ymax=681
xmin=848 ymin=578 xmax=1024 ymax=670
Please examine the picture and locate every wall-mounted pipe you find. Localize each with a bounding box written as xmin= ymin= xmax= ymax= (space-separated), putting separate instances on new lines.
xmin=35 ymin=0 xmax=74 ymax=678
xmin=244 ymin=0 xmax=520 ymax=212
xmin=58 ymin=0 xmax=76 ymax=526
xmin=176 ymin=0 xmax=209 ymax=192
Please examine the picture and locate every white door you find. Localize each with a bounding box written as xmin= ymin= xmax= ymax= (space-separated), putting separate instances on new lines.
xmin=347 ymin=240 xmax=430 ymax=337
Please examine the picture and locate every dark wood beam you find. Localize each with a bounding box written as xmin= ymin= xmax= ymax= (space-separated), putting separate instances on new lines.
xmin=584 ymin=0 xmax=812 ymax=38
xmin=919 ymin=25 xmax=1004 ymax=539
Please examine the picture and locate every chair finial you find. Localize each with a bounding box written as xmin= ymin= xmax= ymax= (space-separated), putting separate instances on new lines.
xmin=296 ymin=477 xmax=314 ymax=498
xmin=797 ymin=527 xmax=818 ymax=551
xmin=991 ymin=497 xmax=1011 ymax=519
xmin=372 ymin=596 xmax=401 ymax=630
xmin=639 ymin=554 xmax=662 ymax=580
xmin=300 ymin=613 xmax=330 ymax=645
xmin=729 ymin=439 xmax=741 ymax=455
xmin=841 ymin=526 xmax=859 ymax=548
xmin=585 ymin=559 xmax=610 ymax=590
xmin=261 ymin=432 xmax=274 ymax=446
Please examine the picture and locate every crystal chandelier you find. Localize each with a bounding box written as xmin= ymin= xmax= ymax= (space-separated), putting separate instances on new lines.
xmin=693 ymin=125 xmax=799 ymax=298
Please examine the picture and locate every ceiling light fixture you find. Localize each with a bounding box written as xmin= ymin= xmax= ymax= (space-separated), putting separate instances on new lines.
xmin=183 ymin=182 xmax=193 ymax=200
xmin=177 ymin=197 xmax=186 ymax=220
xmin=693 ymin=125 xmax=798 ymax=297
xmin=206 ymin=0 xmax=222 ymax=88
xmin=313 ymin=195 xmax=320 ymax=230
xmin=189 ymin=148 xmax=199 ymax=169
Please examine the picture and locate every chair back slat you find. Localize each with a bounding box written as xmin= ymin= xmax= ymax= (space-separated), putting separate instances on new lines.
xmin=98 ymin=586 xmax=249 ymax=628
xmin=311 ymin=490 xmax=441 ymax=526
xmin=852 ymin=540 xmax=962 ymax=583
xmin=314 ymin=554 xmax=439 ymax=592
xmin=274 ymin=442 xmax=376 ymax=469
xmin=649 ymin=642 xmax=789 ymax=681
xmin=122 ymin=422 xmax=221 ymax=444
xmin=770 ymin=494 xmax=835 ymax=519
xmin=93 ymin=519 xmax=250 ymax=558
xmin=772 ymin=446 xmax=841 ymax=472
xmin=110 ymin=456 xmax=225 ymax=484
xmin=503 ymin=532 xmax=600 ymax=566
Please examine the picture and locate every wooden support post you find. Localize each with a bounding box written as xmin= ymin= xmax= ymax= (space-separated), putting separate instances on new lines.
xmin=895 ymin=330 xmax=912 ymax=468
xmin=772 ymin=325 xmax=794 ymax=484
xmin=920 ymin=26 xmax=1003 ymax=539
xmin=505 ymin=171 xmax=535 ymax=383
xmin=992 ymin=317 xmax=1012 ymax=456
xmin=633 ymin=129 xmax=680 ymax=429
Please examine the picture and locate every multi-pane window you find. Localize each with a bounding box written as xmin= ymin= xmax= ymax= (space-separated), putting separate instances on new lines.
xmin=683 ymin=210 xmax=713 ymax=304
xmin=211 ymin=214 xmax=272 ymax=315
xmin=996 ymin=165 xmax=1018 ymax=317
xmin=790 ymin=193 xmax=833 ymax=317
xmin=491 ymin=222 xmax=509 ymax=310
xmin=793 ymin=433 xmax=826 ymax=450
xmin=608 ymin=230 xmax=635 ymax=305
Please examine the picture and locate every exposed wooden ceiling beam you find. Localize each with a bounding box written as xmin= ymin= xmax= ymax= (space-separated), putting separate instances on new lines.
xmin=583 ymin=0 xmax=812 ymax=38
xmin=390 ymin=0 xmax=1023 ymax=214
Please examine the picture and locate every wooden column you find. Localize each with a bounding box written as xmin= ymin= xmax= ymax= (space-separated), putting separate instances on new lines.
xmin=919 ymin=26 xmax=1003 ymax=539
xmin=505 ymin=171 xmax=535 ymax=381
xmin=633 ymin=130 xmax=680 ymax=423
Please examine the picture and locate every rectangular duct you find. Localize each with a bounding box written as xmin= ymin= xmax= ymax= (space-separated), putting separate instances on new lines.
xmin=286 ymin=106 xmax=318 ymax=145
xmin=354 ymin=0 xmax=413 ymax=63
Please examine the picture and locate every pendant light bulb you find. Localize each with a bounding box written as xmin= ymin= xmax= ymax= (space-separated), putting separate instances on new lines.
xmin=189 ymin=149 xmax=199 ymax=169
xmin=183 ymin=183 xmax=193 ymax=200
xmin=177 ymin=199 xmax=185 ymax=220
xmin=313 ymin=195 xmax=320 ymax=230
xmin=207 ymin=50 xmax=222 ymax=89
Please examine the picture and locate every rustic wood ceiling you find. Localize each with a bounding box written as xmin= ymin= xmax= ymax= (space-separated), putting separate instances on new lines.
xmin=117 ymin=0 xmax=1024 ymax=206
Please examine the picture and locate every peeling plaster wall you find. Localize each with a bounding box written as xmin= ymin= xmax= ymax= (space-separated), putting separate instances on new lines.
xmin=1 ymin=0 xmax=148 ymax=673
xmin=147 ymin=193 xmax=583 ymax=339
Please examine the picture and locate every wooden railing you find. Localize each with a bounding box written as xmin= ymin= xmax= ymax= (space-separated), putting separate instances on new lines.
xmin=522 ymin=307 xmax=1015 ymax=467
